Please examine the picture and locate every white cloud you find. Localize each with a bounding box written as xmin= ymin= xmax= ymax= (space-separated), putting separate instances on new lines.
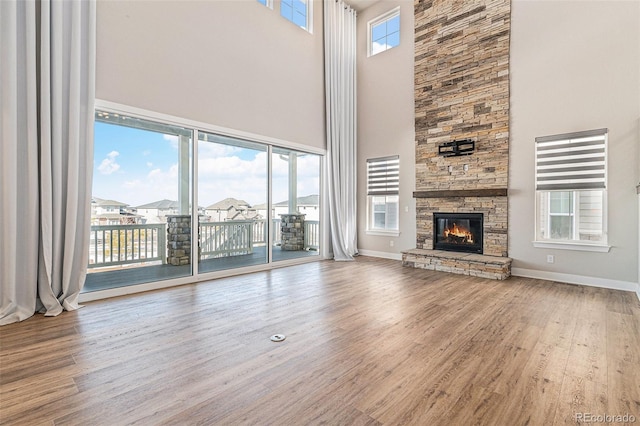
xmin=199 ymin=141 xmax=241 ymax=158
xmin=197 ymin=151 xmax=320 ymax=206
xmin=97 ymin=151 xmax=120 ymax=175
xmin=163 ymin=134 xmax=178 ymax=144
xmin=121 ymin=164 xmax=180 ymax=205
xmin=372 ymin=41 xmax=389 ymax=55
xmin=97 ymin=144 xmax=320 ymax=208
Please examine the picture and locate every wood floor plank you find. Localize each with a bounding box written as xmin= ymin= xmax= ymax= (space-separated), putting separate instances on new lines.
xmin=553 ymin=375 xmax=608 ymax=425
xmin=1 ymin=257 xmax=639 ymax=425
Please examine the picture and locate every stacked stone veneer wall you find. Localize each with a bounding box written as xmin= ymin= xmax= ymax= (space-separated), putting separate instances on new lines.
xmin=406 ymin=0 xmax=511 ymax=278
xmin=413 ymin=0 xmax=511 ymax=258
xmin=280 ymin=214 xmax=305 ymax=251
xmin=167 ymin=215 xmax=191 ymax=266
xmin=414 ymin=0 xmax=510 ymax=191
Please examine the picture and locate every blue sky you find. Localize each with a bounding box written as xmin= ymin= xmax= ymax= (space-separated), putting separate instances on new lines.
xmin=92 ymin=122 xmax=320 ymax=208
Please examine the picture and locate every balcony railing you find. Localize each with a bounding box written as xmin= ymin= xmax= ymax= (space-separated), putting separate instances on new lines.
xmin=89 ymin=224 xmax=166 ymax=268
xmin=200 ymin=220 xmax=254 ymax=258
xmin=304 ymin=221 xmax=320 ymax=250
xmin=88 ymin=219 xmax=320 ymax=269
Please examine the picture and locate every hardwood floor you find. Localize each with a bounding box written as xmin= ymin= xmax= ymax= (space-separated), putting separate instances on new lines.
xmin=1 ymin=257 xmax=639 ymax=425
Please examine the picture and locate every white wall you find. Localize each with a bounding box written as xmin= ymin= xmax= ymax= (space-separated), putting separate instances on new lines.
xmin=510 ymin=1 xmax=640 ymax=287
xmin=96 ymin=0 xmax=325 ymax=150
xmin=356 ymin=0 xmax=415 ymax=260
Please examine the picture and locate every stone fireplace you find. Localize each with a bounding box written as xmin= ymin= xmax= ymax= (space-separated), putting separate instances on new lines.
xmin=402 ymin=0 xmax=512 ymax=280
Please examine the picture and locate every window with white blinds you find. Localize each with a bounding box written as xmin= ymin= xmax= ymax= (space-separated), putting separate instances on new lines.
xmin=534 ymin=128 xmax=608 ymax=248
xmin=366 ymin=156 xmax=399 ymax=234
xmin=535 ymin=129 xmax=607 ymax=191
xmin=367 ymin=156 xmax=399 ymax=196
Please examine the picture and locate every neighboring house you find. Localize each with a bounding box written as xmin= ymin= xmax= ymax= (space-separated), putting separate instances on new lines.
xmin=137 ymin=199 xmax=206 ymax=223
xmin=255 ymin=194 xmax=319 ymax=222
xmin=204 ymin=198 xmax=261 ymax=222
xmin=136 ymin=199 xmax=180 ymax=224
xmin=91 ymin=197 xmax=141 ymax=225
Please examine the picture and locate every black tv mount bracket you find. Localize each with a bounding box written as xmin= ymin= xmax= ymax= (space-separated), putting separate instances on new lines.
xmin=438 ymin=139 xmax=475 ymax=157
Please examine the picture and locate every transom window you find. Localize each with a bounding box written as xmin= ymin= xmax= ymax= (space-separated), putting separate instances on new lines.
xmin=368 ymin=7 xmax=400 ymax=56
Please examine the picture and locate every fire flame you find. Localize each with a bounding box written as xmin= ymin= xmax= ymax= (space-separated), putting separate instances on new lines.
xmin=443 ymin=222 xmax=474 ymax=243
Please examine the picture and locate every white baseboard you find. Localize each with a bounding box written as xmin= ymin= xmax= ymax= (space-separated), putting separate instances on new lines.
xmin=512 ymin=267 xmax=638 ymax=296
xmin=636 ymin=283 xmax=640 ymax=302
xmin=358 ymin=249 xmax=403 ymax=261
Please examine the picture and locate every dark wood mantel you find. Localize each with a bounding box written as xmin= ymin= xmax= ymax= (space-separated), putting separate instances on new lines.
xmin=413 ymin=188 xmax=508 ymax=198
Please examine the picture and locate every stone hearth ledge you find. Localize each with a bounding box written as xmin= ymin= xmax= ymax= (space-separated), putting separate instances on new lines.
xmin=402 ymin=249 xmax=512 ymax=280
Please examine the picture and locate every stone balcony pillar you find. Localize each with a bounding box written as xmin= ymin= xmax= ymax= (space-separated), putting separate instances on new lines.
xmin=167 ymin=215 xmax=191 ymax=265
xmin=280 ymin=213 xmax=305 ymax=251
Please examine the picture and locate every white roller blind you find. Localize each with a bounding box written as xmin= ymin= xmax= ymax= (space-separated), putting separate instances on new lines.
xmin=535 ymin=129 xmax=607 ymax=191
xmin=367 ymin=156 xmax=399 ymax=196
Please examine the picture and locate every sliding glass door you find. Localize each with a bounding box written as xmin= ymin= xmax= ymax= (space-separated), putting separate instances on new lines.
xmin=197 ymin=132 xmax=268 ymax=273
xmin=272 ymin=148 xmax=321 ymax=262
xmin=86 ymin=112 xmax=193 ymax=292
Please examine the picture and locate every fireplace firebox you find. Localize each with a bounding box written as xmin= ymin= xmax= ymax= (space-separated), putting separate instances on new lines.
xmin=433 ymin=213 xmax=483 ymax=254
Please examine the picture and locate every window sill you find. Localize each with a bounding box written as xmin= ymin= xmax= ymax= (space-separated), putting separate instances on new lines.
xmin=366 ymin=230 xmax=400 ymax=237
xmin=532 ymin=240 xmax=611 ymax=253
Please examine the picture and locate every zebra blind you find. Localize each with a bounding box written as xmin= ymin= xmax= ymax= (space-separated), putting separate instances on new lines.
xmin=367 ymin=156 xmax=399 ymax=196
xmin=535 ymin=129 xmax=607 ymax=191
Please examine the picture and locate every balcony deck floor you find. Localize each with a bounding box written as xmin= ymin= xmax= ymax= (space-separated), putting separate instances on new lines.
xmin=83 ymin=246 xmax=318 ymax=293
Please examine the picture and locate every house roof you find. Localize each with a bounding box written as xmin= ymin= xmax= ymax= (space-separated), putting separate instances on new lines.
xmin=92 ymin=197 xmax=129 ymax=207
xmin=94 ymin=213 xmax=141 ymax=219
xmin=136 ymin=199 xmax=179 ymax=209
xmin=205 ymin=197 xmax=251 ymax=210
xmin=253 ymin=195 xmax=318 ymax=210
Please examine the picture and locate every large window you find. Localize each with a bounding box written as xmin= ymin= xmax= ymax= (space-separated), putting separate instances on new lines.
xmin=535 ymin=129 xmax=607 ymax=248
xmin=281 ymin=0 xmax=310 ymax=31
xmin=368 ymin=8 xmax=400 ymax=56
xmin=87 ymin=107 xmax=323 ymax=293
xmin=367 ymin=156 xmax=399 ymax=234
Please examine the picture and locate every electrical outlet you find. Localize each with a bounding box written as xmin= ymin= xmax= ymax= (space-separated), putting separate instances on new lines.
xmin=404 ymin=205 xmax=409 ymax=213
xmin=390 ymin=240 xmax=394 ymax=247
xmin=547 ymin=255 xmax=554 ymax=264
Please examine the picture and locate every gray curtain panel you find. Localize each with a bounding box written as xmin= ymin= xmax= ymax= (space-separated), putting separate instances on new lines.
xmin=0 ymin=0 xmax=95 ymax=325
xmin=324 ymin=0 xmax=358 ymax=261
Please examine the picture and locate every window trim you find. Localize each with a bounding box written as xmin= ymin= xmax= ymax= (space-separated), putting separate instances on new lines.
xmin=367 ymin=6 xmax=400 ymax=57
xmin=532 ymin=240 xmax=611 ymax=253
